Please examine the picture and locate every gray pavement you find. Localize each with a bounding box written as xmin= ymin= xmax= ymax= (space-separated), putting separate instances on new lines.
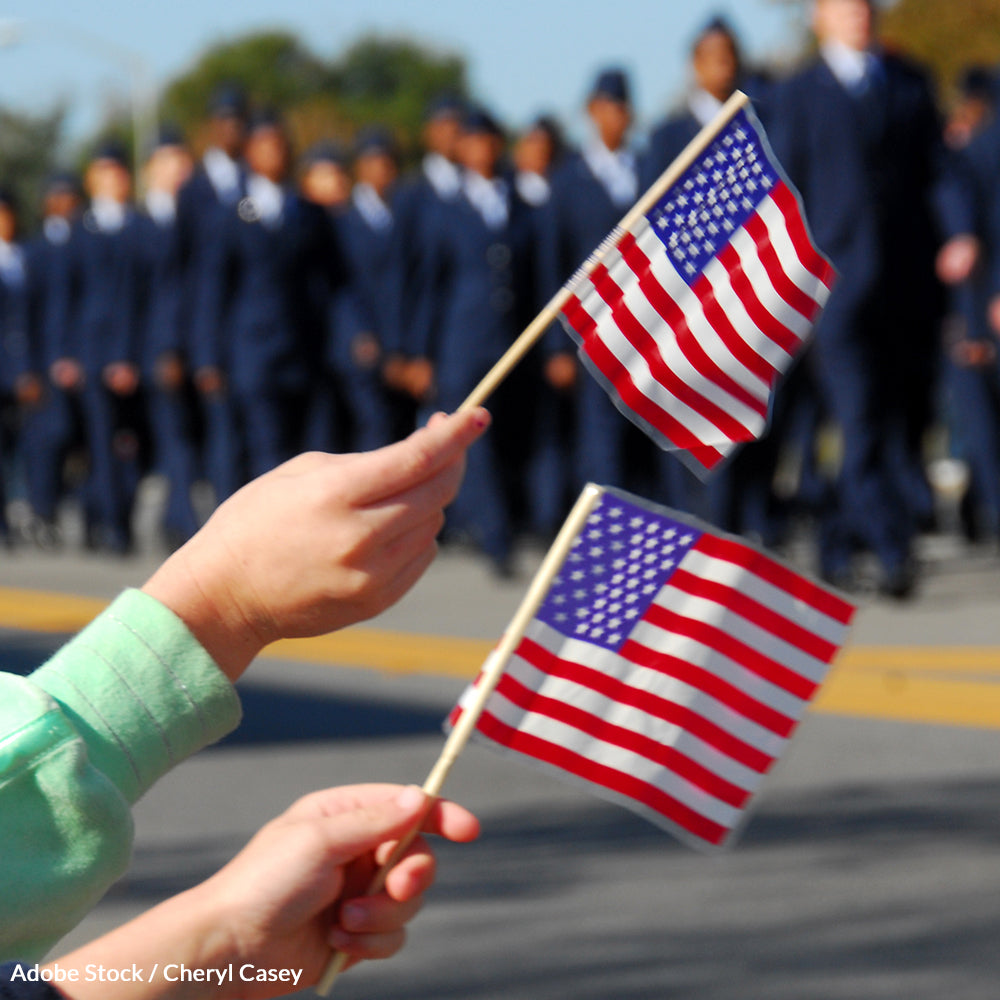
xmin=4 ymin=514 xmax=1000 ymax=998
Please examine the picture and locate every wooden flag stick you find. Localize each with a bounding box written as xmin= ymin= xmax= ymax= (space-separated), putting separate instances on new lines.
xmin=458 ymin=89 xmax=751 ymax=413
xmin=316 ymin=483 xmax=603 ymax=996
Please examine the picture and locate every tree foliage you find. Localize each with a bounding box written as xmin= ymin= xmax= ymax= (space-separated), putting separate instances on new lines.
xmin=879 ymin=0 xmax=1000 ymax=101
xmin=160 ymin=30 xmax=468 ymax=159
xmin=0 ymin=105 xmax=65 ymax=229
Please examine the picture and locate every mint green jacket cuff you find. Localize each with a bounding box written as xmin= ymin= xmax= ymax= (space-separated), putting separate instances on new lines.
xmin=31 ymin=588 xmax=242 ymax=805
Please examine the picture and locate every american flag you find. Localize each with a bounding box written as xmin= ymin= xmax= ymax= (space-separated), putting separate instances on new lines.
xmin=447 ymin=487 xmax=855 ymax=850
xmin=561 ymin=104 xmax=835 ymax=472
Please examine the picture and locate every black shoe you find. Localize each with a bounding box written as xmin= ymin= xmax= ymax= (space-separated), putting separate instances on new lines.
xmin=878 ymin=559 xmax=917 ymax=600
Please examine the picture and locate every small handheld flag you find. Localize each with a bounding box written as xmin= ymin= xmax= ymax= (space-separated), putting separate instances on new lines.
xmin=317 ymin=485 xmax=854 ymax=993
xmin=459 ymin=91 xmax=834 ymax=473
xmin=447 ymin=485 xmax=855 ymax=851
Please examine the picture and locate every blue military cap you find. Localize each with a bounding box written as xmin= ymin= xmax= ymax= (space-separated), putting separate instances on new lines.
xmin=90 ymin=138 xmax=130 ymax=167
xmin=43 ymin=169 xmax=81 ymax=196
xmin=302 ymin=139 xmax=349 ymax=168
xmin=353 ymin=125 xmax=399 ymax=160
xmin=246 ymin=106 xmax=286 ymax=135
xmin=588 ymin=67 xmax=631 ymax=105
xmin=461 ymin=105 xmax=504 ymax=138
xmin=152 ymin=123 xmax=186 ymax=149
xmin=209 ymin=83 xmax=249 ymax=120
xmin=424 ymin=93 xmax=467 ymax=122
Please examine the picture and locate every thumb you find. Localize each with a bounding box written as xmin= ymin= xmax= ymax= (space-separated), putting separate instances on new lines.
xmin=315 ymin=786 xmax=432 ymax=871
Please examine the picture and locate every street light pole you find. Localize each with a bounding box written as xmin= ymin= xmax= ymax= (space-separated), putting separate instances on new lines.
xmin=0 ymin=16 xmax=158 ymax=189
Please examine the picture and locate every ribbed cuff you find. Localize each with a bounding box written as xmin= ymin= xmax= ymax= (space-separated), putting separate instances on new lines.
xmin=31 ymin=589 xmax=242 ymax=804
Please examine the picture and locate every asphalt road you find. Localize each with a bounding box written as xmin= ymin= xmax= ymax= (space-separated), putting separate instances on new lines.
xmin=4 ymin=520 xmax=1000 ymax=999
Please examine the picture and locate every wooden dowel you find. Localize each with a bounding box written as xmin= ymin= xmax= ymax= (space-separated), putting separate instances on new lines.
xmin=459 ymin=89 xmax=751 ymax=412
xmin=315 ymin=484 xmax=604 ymax=995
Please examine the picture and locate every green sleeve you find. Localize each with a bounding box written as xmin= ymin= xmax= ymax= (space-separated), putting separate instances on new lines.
xmin=0 ymin=589 xmax=242 ymax=962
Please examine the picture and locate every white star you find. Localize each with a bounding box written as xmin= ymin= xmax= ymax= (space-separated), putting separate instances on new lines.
xmin=608 ymin=633 xmax=622 ymax=645
xmin=570 ymin=570 xmax=585 ymax=581
xmin=681 ymin=534 xmax=694 ymax=545
xmin=608 ymin=506 xmax=623 ymax=518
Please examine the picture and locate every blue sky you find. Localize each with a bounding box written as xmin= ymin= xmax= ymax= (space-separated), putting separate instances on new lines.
xmin=0 ymin=0 xmax=809 ymax=143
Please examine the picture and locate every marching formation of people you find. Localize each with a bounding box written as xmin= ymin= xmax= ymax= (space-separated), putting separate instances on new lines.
xmin=1 ymin=0 xmax=999 ymax=597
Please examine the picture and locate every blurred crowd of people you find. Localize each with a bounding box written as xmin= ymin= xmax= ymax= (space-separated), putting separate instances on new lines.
xmin=0 ymin=0 xmax=998 ymax=596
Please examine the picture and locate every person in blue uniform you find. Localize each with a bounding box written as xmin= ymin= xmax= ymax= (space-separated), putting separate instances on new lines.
xmin=19 ymin=173 xmax=85 ymax=547
xmin=410 ymin=107 xmax=534 ymax=573
xmin=0 ymin=188 xmax=29 ymax=545
xmin=55 ymin=142 xmax=147 ymax=553
xmin=767 ymin=0 xmax=978 ymax=595
xmin=129 ymin=128 xmax=202 ymax=548
xmin=509 ymin=114 xmax=575 ymax=539
xmin=191 ymin=109 xmax=349 ymax=487
xmin=330 ymin=126 xmax=407 ymax=449
xmin=176 ymin=85 xmax=248 ymax=506
xmin=391 ymin=95 xmax=468 ymax=410
xmin=537 ymin=68 xmax=644 ymax=496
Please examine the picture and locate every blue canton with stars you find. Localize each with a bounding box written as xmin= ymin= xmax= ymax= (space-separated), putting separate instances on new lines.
xmin=536 ymin=492 xmax=704 ymax=654
xmin=645 ymin=108 xmax=779 ymax=286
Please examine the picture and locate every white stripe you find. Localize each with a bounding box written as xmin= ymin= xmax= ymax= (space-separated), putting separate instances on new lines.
xmin=626 ymin=620 xmax=810 ymax=721
xmin=502 ymin=653 xmax=773 ymax=791
xmin=679 ymin=549 xmax=852 ymax=647
xmin=602 ymin=251 xmax=767 ymax=436
xmin=574 ymin=284 xmax=735 ymax=448
xmin=702 ymin=257 xmax=794 ymax=372
xmin=757 ymin=195 xmax=832 ymax=308
xmin=521 ymin=619 xmax=793 ymax=757
xmin=728 ymin=226 xmax=813 ymax=342
xmin=652 ymin=585 xmax=831 ymax=685
xmin=632 ymin=223 xmax=772 ymax=403
xmin=482 ymin=685 xmax=742 ymax=830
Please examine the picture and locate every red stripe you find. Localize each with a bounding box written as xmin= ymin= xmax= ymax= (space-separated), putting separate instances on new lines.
xmin=643 ymin=603 xmax=818 ymax=700
xmin=670 ymin=567 xmax=838 ymax=664
xmin=742 ymin=211 xmax=824 ymax=322
xmin=770 ymin=182 xmax=837 ymax=290
xmin=693 ymin=533 xmax=855 ymax=625
xmin=715 ymin=242 xmax=802 ymax=357
xmin=562 ymin=293 xmax=592 ymax=340
xmin=516 ymin=636 xmax=774 ymax=773
xmin=621 ymin=638 xmax=797 ymax=738
xmin=690 ymin=272 xmax=776 ymax=384
xmin=495 ymin=670 xmax=752 ymax=806
xmin=474 ymin=710 xmax=730 ymax=845
xmin=589 ymin=262 xmax=754 ymax=443
xmin=564 ymin=298 xmax=727 ymax=466
xmin=618 ymin=234 xmax=768 ymax=419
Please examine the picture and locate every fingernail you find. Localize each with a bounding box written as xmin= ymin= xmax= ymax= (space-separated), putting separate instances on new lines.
xmin=341 ymin=903 xmax=366 ymax=929
xmin=395 ymin=785 xmax=426 ymax=811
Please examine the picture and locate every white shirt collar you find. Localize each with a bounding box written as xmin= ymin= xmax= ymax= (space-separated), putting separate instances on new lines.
xmin=203 ymin=146 xmax=242 ymax=202
xmin=687 ymin=88 xmax=724 ymax=127
xmin=463 ymin=171 xmax=509 ymax=230
xmin=515 ymin=170 xmax=550 ymax=207
xmin=423 ymin=152 xmax=462 ymax=200
xmin=352 ymin=182 xmax=393 ymax=232
xmin=0 ymin=239 xmax=25 ymax=284
xmin=821 ymin=39 xmax=873 ymax=89
xmin=582 ymin=136 xmax=637 ymax=208
xmin=89 ymin=197 xmax=127 ymax=233
xmin=145 ymin=189 xmax=177 ymax=227
xmin=245 ymin=173 xmax=285 ymax=227
xmin=43 ymin=216 xmax=72 ymax=245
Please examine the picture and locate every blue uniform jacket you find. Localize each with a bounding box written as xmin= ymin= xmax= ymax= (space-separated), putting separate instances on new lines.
xmin=409 ymin=179 xmax=537 ymax=393
xmin=191 ymin=190 xmax=348 ymax=396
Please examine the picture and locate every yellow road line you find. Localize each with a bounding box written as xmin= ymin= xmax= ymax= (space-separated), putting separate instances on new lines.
xmin=3 ymin=585 xmax=1000 ymax=728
